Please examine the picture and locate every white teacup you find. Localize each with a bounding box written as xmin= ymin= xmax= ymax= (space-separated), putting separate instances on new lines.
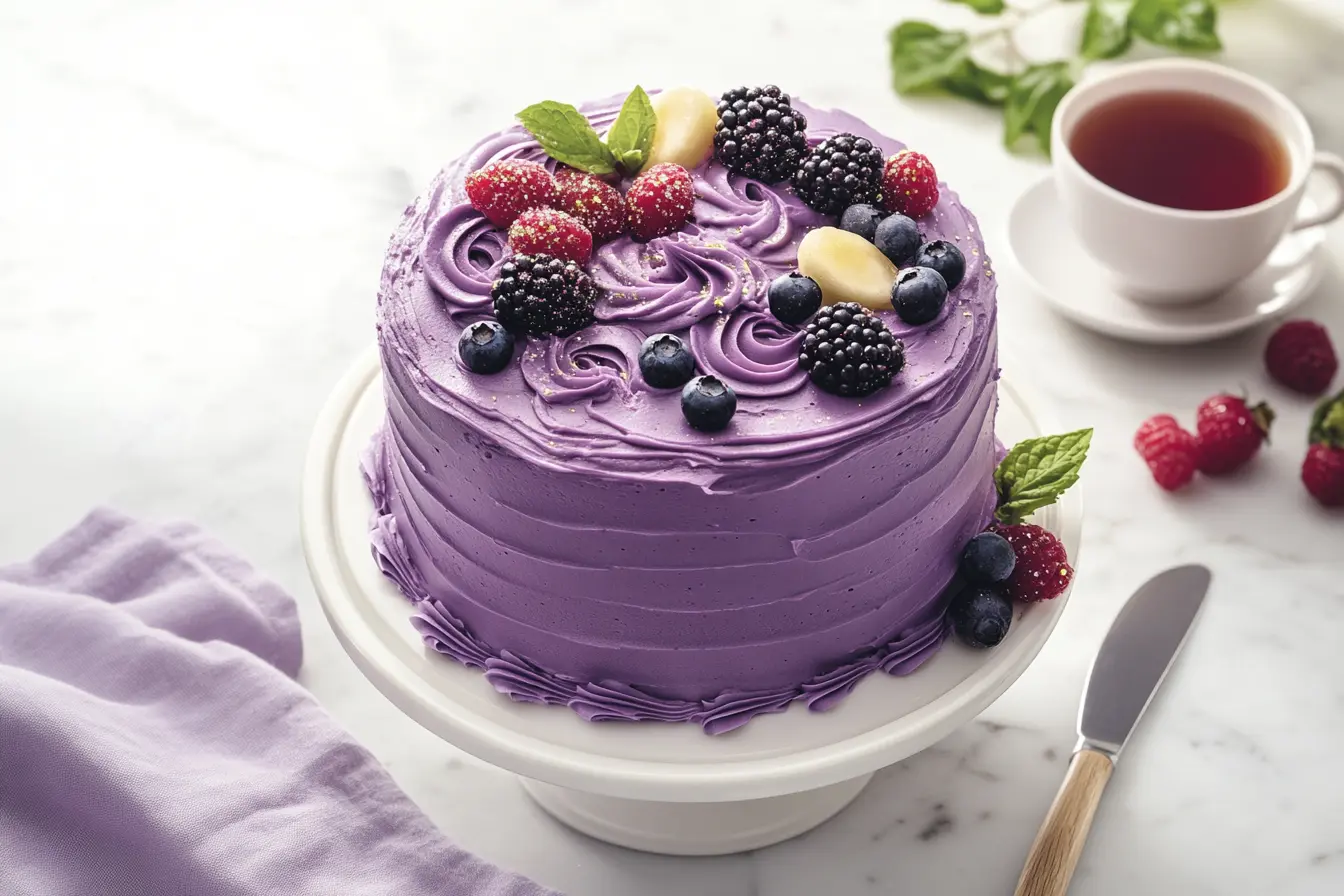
xmin=1051 ymin=58 xmax=1344 ymax=304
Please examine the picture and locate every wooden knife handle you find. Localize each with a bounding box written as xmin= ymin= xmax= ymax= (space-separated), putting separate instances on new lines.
xmin=1014 ymin=747 xmax=1114 ymax=896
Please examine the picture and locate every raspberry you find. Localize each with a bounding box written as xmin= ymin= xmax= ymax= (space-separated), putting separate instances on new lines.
xmin=792 ymin=133 xmax=885 ymax=215
xmin=490 ymin=253 xmax=597 ymax=338
xmin=993 ymin=523 xmax=1073 ymax=603
xmin=1195 ymin=394 xmax=1274 ymax=476
xmin=712 ymin=85 xmax=810 ymax=184
xmin=881 ymin=149 xmax=940 ymax=218
xmin=1303 ymin=445 xmax=1344 ymax=507
xmin=1304 ymin=389 xmax=1344 ymax=507
xmin=553 ymin=169 xmax=627 ymax=243
xmin=1134 ymin=414 xmax=1199 ymax=491
xmin=507 ymin=208 xmax=593 ymax=265
xmin=464 ymin=159 xmax=558 ymax=227
xmin=625 ymin=163 xmax=694 ymax=241
xmin=1264 ymin=320 xmax=1337 ymax=395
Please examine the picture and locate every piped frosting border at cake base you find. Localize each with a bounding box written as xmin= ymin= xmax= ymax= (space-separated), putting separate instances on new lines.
xmin=363 ymin=434 xmax=948 ymax=736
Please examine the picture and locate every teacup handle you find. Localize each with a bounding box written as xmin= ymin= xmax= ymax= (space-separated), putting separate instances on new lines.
xmin=1292 ymin=152 xmax=1344 ymax=231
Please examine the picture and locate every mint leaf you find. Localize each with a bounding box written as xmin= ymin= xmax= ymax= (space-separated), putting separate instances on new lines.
xmin=1004 ymin=62 xmax=1075 ymax=155
xmin=607 ymin=86 xmax=656 ymax=176
xmin=517 ymin=101 xmax=617 ymax=175
xmin=1081 ymin=0 xmax=1133 ymax=59
xmin=995 ymin=428 xmax=1093 ymax=525
xmin=1309 ymin=389 xmax=1344 ymax=448
xmin=1129 ymin=0 xmax=1221 ymax=52
xmin=943 ymin=58 xmax=1012 ymax=106
xmin=890 ymin=22 xmax=972 ymax=94
xmin=948 ymin=0 xmax=1007 ymax=13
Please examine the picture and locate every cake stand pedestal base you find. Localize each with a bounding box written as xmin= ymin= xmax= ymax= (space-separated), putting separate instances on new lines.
xmin=520 ymin=774 xmax=873 ymax=856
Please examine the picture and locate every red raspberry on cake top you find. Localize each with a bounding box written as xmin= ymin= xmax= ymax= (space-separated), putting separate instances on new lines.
xmin=554 ymin=169 xmax=627 ymax=243
xmin=882 ymin=149 xmax=939 ymax=218
xmin=465 ymin=159 xmax=558 ymax=227
xmin=507 ymin=208 xmax=593 ymax=265
xmin=626 ymin=163 xmax=694 ymax=241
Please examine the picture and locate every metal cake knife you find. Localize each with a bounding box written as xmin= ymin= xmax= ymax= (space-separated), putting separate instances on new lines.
xmin=1014 ymin=564 xmax=1212 ymax=896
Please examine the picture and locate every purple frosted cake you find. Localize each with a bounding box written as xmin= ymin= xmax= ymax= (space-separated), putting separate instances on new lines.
xmin=364 ymin=86 xmax=1001 ymax=734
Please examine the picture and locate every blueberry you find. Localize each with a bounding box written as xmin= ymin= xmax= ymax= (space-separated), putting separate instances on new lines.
xmin=891 ymin=266 xmax=948 ymax=325
xmin=639 ymin=333 xmax=696 ymax=389
xmin=681 ymin=375 xmax=737 ymax=432
xmin=767 ymin=273 xmax=823 ymax=326
xmin=458 ymin=320 xmax=515 ymax=374
xmin=839 ymin=203 xmax=885 ymax=242
xmin=914 ymin=239 xmax=966 ymax=289
xmin=959 ymin=532 xmax=1016 ymax=586
xmin=873 ymin=213 xmax=921 ymax=266
xmin=949 ymin=587 xmax=1013 ymax=649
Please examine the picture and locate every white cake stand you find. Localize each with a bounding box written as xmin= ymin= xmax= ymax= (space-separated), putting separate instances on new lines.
xmin=301 ymin=346 xmax=1082 ymax=856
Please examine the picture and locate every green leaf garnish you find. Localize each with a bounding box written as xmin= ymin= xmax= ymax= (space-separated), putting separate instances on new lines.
xmin=948 ymin=0 xmax=1007 ymax=13
xmin=1128 ymin=0 xmax=1221 ymax=52
xmin=889 ymin=22 xmax=973 ymax=94
xmin=886 ymin=0 xmax=1224 ymax=156
xmin=607 ymin=85 xmax=657 ymax=176
xmin=517 ymin=100 xmax=617 ymax=175
xmin=1080 ymin=0 xmax=1133 ymax=60
xmin=1003 ymin=62 xmax=1075 ymax=155
xmin=942 ymin=58 xmax=1012 ymax=106
xmin=1309 ymin=389 xmax=1344 ymax=448
xmin=995 ymin=428 xmax=1093 ymax=525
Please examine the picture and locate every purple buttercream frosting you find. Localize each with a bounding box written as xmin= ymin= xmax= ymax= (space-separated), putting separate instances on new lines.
xmin=366 ymin=92 xmax=1000 ymax=733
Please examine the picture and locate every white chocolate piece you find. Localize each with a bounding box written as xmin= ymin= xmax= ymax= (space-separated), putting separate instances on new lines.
xmin=797 ymin=227 xmax=899 ymax=310
xmin=642 ymin=88 xmax=718 ymax=173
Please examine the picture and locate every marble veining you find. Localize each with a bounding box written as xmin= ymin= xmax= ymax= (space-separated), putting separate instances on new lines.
xmin=2 ymin=1 xmax=1343 ymax=893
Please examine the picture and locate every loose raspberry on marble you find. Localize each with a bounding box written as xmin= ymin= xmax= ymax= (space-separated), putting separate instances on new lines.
xmin=1194 ymin=394 xmax=1274 ymax=476
xmin=993 ymin=523 xmax=1072 ymax=602
xmin=626 ymin=163 xmax=695 ymax=241
xmin=507 ymin=208 xmax=593 ymax=265
xmin=464 ymin=159 xmax=558 ymax=227
xmin=1134 ymin=414 xmax=1199 ymax=492
xmin=1303 ymin=389 xmax=1344 ymax=507
xmin=882 ymin=149 xmax=939 ymax=218
xmin=1303 ymin=443 xmax=1344 ymax=507
xmin=554 ymin=168 xmax=627 ymax=242
xmin=1264 ymin=320 xmax=1337 ymax=396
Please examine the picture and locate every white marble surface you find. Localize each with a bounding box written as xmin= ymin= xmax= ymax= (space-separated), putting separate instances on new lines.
xmin=3 ymin=1 xmax=1344 ymax=893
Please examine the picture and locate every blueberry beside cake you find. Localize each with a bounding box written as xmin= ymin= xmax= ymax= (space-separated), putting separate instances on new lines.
xmin=363 ymin=85 xmax=1089 ymax=734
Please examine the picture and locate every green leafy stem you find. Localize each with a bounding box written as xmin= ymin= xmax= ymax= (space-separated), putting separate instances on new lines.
xmin=891 ymin=0 xmax=1224 ymax=155
xmin=517 ymin=86 xmax=656 ymax=177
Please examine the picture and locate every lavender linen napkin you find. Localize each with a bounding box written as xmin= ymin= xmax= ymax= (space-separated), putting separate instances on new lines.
xmin=0 ymin=509 xmax=557 ymax=896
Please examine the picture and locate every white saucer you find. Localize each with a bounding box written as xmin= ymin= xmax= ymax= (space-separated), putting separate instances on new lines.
xmin=1007 ymin=177 xmax=1327 ymax=345
xmin=301 ymin=347 xmax=1082 ymax=855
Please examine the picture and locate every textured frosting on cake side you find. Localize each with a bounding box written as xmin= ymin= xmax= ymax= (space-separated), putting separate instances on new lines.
xmin=366 ymin=95 xmax=1000 ymax=733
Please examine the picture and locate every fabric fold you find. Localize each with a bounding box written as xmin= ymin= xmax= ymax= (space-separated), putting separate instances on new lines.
xmin=0 ymin=509 xmax=556 ymax=896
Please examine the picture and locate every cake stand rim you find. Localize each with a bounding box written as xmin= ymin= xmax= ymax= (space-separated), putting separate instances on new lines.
xmin=301 ymin=345 xmax=1083 ymax=803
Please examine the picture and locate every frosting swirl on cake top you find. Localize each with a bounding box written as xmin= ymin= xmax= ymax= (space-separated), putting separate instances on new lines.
xmin=377 ymin=95 xmax=996 ymax=489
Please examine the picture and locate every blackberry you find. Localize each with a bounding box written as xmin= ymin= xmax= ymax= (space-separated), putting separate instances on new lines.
xmin=712 ymin=85 xmax=809 ymax=184
xmin=798 ymin=302 xmax=904 ymax=397
xmin=490 ymin=253 xmax=597 ymax=338
xmin=792 ymin=133 xmax=885 ymax=215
